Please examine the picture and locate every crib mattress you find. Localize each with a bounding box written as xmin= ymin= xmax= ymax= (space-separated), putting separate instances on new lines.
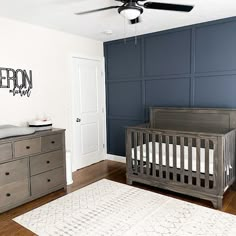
xmin=132 ymin=142 xmax=214 ymax=175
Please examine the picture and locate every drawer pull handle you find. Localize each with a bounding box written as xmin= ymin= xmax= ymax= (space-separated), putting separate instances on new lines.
xmin=46 ymin=161 xmax=50 ymax=164
xmin=5 ymin=172 xmax=10 ymax=176
xmin=26 ymin=146 xmax=31 ymax=149
xmin=6 ymin=193 xmax=11 ymax=197
xmin=47 ymin=179 xmax=51 ymax=182
xmin=51 ymin=141 xmax=55 ymax=144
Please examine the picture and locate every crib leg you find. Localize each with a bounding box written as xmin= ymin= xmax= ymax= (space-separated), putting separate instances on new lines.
xmin=126 ymin=178 xmax=133 ymax=185
xmin=212 ymin=197 xmax=223 ymax=209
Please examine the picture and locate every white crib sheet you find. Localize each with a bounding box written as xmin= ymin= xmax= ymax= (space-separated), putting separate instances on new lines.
xmin=132 ymin=142 xmax=214 ymax=175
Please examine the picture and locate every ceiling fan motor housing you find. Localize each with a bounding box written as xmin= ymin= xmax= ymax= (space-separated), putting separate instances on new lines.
xmin=118 ymin=1 xmax=143 ymax=20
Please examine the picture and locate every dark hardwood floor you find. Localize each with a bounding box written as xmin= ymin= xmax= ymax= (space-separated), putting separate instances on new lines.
xmin=1 ymin=160 xmax=236 ymax=236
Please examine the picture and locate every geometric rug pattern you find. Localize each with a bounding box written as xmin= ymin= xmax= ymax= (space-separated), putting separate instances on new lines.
xmin=14 ymin=179 xmax=236 ymax=236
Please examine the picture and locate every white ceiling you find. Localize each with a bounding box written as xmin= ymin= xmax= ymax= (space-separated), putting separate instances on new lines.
xmin=0 ymin=0 xmax=235 ymax=42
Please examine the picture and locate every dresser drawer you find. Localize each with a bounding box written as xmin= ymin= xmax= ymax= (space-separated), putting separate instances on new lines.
xmin=0 ymin=143 xmax=12 ymax=163
xmin=31 ymin=167 xmax=64 ymax=196
xmin=30 ymin=150 xmax=63 ymax=176
xmin=0 ymin=179 xmax=29 ymax=208
xmin=0 ymin=158 xmax=28 ymax=185
xmin=14 ymin=138 xmax=41 ymax=158
xmin=41 ymin=134 xmax=63 ymax=152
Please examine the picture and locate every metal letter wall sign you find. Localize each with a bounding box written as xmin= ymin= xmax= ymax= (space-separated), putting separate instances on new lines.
xmin=0 ymin=67 xmax=33 ymax=97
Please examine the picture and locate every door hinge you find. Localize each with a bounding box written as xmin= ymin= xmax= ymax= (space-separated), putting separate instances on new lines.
xmin=103 ymin=144 xmax=105 ymax=149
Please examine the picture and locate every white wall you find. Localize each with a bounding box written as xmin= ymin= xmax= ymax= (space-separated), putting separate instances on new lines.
xmin=0 ymin=17 xmax=103 ymax=155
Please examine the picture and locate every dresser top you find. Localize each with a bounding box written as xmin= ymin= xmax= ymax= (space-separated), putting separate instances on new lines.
xmin=0 ymin=128 xmax=65 ymax=143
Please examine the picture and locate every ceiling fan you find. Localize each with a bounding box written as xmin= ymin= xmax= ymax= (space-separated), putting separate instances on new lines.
xmin=75 ymin=0 xmax=194 ymax=24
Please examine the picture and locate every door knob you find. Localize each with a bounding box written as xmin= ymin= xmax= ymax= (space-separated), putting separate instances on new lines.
xmin=76 ymin=118 xmax=81 ymax=122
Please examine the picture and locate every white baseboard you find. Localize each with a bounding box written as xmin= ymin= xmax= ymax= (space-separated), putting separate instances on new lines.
xmin=106 ymin=154 xmax=126 ymax=163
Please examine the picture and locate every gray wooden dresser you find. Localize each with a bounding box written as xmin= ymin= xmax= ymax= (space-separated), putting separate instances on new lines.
xmin=0 ymin=128 xmax=66 ymax=213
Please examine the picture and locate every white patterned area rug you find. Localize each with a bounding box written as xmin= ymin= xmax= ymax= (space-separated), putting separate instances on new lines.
xmin=14 ymin=179 xmax=236 ymax=236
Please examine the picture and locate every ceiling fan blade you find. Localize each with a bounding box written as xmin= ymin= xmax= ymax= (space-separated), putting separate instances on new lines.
xmin=115 ymin=0 xmax=146 ymax=2
xmin=144 ymin=2 xmax=194 ymax=12
xmin=75 ymin=6 xmax=120 ymax=15
xmin=129 ymin=17 xmax=141 ymax=25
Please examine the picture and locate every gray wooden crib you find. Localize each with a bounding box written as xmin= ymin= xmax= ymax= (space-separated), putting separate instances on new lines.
xmin=126 ymin=107 xmax=236 ymax=209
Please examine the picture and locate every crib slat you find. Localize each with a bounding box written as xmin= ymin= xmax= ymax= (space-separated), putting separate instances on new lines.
xmin=188 ymin=138 xmax=192 ymax=185
xmin=229 ymin=132 xmax=234 ymax=184
xmin=196 ymin=138 xmax=201 ymax=187
xmin=233 ymin=134 xmax=235 ymax=180
xmin=227 ymin=136 xmax=230 ymax=186
xmin=230 ymin=133 xmax=233 ymax=180
xmin=227 ymin=136 xmax=230 ymax=184
xmin=180 ymin=137 xmax=184 ymax=183
xmin=229 ymin=135 xmax=231 ymax=184
xmin=213 ymin=141 xmax=218 ymax=189
xmin=217 ymin=137 xmax=224 ymax=193
xmin=228 ymin=134 xmax=231 ymax=182
xmin=173 ymin=136 xmax=177 ymax=182
xmin=146 ymin=133 xmax=150 ymax=175
xmin=226 ymin=138 xmax=229 ymax=187
xmin=224 ymin=138 xmax=227 ymax=189
xmin=205 ymin=139 xmax=210 ymax=189
xmin=233 ymin=132 xmax=235 ymax=180
xmin=152 ymin=134 xmax=156 ymax=177
xmin=139 ymin=132 xmax=144 ymax=175
xmin=230 ymin=133 xmax=234 ymax=181
xmin=134 ymin=132 xmax=138 ymax=173
xmin=232 ymin=132 xmax=235 ymax=180
xmin=159 ymin=134 xmax=163 ymax=178
xmin=166 ymin=136 xmax=170 ymax=180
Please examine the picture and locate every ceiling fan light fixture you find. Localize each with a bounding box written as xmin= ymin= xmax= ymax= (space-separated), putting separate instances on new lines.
xmin=118 ymin=5 xmax=143 ymax=20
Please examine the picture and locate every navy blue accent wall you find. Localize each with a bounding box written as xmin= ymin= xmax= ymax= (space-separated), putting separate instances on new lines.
xmin=104 ymin=17 xmax=236 ymax=156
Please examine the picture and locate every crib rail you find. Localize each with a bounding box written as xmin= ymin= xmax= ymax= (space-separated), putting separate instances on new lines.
xmin=126 ymin=127 xmax=223 ymax=193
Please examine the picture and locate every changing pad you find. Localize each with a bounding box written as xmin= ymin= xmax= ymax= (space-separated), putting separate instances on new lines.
xmin=0 ymin=125 xmax=36 ymax=139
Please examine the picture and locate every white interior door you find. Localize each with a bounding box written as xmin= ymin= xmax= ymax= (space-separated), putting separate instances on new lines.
xmin=72 ymin=57 xmax=105 ymax=170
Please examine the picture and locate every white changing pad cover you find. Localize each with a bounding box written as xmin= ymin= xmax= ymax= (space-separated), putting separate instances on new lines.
xmin=0 ymin=125 xmax=36 ymax=139
xmin=132 ymin=142 xmax=215 ymax=174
